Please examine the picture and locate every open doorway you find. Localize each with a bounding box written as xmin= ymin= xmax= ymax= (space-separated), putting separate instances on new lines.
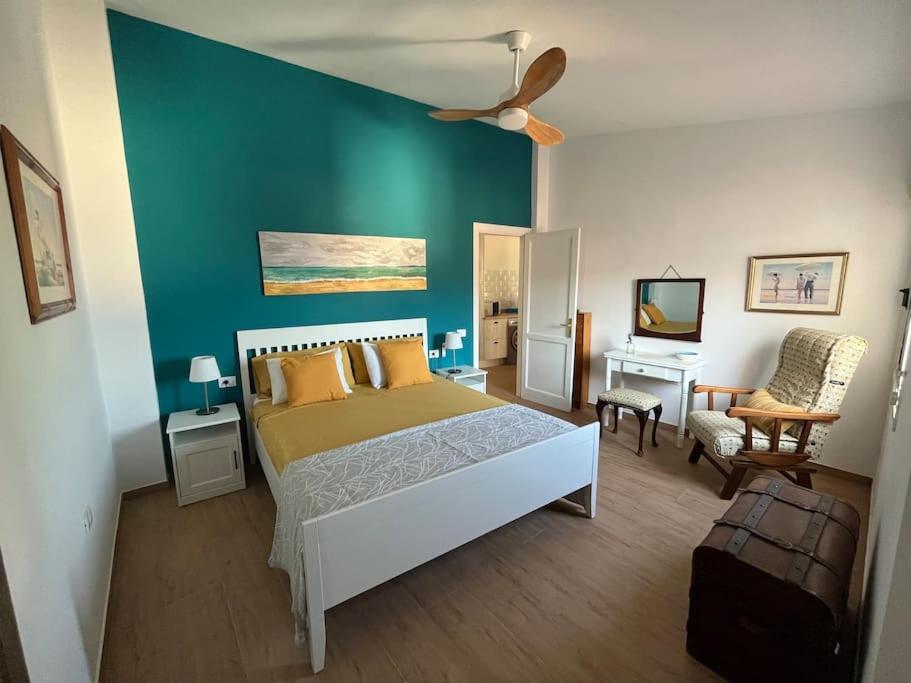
xmin=472 ymin=223 xmax=530 ymax=396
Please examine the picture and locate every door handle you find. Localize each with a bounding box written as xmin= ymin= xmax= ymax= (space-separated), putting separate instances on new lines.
xmin=233 ymin=450 xmax=239 ymax=469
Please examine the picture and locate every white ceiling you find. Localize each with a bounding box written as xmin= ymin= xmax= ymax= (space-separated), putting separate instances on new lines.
xmin=107 ymin=0 xmax=911 ymax=138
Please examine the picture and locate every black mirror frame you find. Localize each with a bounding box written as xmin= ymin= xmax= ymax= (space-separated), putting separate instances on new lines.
xmin=634 ymin=278 xmax=706 ymax=342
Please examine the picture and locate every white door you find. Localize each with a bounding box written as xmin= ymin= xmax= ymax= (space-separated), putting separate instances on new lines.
xmin=519 ymin=228 xmax=581 ymax=410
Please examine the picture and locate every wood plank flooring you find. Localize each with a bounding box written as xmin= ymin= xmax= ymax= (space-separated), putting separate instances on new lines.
xmin=101 ymin=368 xmax=870 ymax=681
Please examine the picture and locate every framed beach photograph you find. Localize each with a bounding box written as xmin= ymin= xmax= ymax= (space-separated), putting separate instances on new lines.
xmin=259 ymin=231 xmax=427 ymax=295
xmin=0 ymin=126 xmax=76 ymax=323
xmin=746 ymin=252 xmax=848 ymax=315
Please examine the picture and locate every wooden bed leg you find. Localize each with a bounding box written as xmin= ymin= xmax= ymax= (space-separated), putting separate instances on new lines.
xmin=581 ymin=484 xmax=595 ymax=519
xmin=303 ymin=522 xmax=327 ymax=674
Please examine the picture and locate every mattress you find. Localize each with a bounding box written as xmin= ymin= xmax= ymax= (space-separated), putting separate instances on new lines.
xmin=252 ymin=376 xmax=506 ymax=474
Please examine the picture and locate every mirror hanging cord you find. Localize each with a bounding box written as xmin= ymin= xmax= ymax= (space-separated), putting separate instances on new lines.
xmin=658 ymin=265 xmax=684 ymax=279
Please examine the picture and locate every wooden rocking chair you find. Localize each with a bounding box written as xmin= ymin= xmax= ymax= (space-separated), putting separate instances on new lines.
xmin=685 ymin=328 xmax=867 ymax=499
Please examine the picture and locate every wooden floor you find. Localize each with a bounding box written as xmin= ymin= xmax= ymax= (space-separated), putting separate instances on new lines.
xmin=101 ymin=367 xmax=871 ymax=682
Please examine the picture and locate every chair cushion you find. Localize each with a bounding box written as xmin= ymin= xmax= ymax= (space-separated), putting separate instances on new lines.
xmin=598 ymin=388 xmax=661 ymax=412
xmin=742 ymin=388 xmax=806 ymax=434
xmin=686 ymin=410 xmax=799 ymax=458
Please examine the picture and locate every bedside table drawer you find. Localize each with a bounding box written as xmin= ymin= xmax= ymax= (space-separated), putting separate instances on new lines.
xmin=173 ymin=433 xmax=243 ymax=506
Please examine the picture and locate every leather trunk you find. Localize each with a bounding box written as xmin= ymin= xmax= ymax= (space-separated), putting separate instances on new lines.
xmin=686 ymin=476 xmax=860 ymax=682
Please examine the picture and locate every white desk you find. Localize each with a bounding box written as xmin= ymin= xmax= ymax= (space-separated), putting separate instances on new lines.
xmin=603 ymin=350 xmax=707 ymax=448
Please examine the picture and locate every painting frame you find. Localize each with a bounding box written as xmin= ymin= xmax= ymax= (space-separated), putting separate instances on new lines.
xmin=259 ymin=231 xmax=427 ymax=296
xmin=0 ymin=125 xmax=76 ymax=324
xmin=745 ymin=252 xmax=849 ymax=315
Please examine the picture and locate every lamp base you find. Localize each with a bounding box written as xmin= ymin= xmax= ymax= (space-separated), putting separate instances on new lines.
xmin=196 ymin=406 xmax=220 ymax=416
xmin=446 ymin=368 xmax=462 ymax=374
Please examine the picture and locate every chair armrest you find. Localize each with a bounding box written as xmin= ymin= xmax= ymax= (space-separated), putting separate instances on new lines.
xmin=693 ymin=385 xmax=755 ymax=395
xmin=725 ymin=407 xmax=840 ymax=454
xmin=726 ymin=407 xmax=840 ymax=423
xmin=693 ymin=385 xmax=755 ymax=411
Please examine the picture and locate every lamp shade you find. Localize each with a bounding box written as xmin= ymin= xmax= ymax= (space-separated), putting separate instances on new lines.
xmin=189 ymin=355 xmax=220 ymax=383
xmin=445 ymin=332 xmax=463 ymax=351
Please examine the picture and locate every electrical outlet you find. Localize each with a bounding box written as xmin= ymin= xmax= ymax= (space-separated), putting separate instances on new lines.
xmin=219 ymin=375 xmax=237 ymax=388
xmin=457 ymin=328 xmax=467 ymax=337
xmin=82 ymin=505 xmax=94 ymax=535
xmin=428 ymin=349 xmax=440 ymax=359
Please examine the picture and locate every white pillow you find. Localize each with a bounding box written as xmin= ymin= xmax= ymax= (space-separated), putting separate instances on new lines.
xmin=361 ymin=341 xmax=386 ymax=389
xmin=640 ymin=307 xmax=653 ymax=325
xmin=267 ymin=347 xmax=352 ymax=405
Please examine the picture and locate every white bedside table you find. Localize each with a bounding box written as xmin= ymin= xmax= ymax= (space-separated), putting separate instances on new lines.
xmin=434 ymin=365 xmax=488 ymax=393
xmin=165 ymin=403 xmax=245 ymax=506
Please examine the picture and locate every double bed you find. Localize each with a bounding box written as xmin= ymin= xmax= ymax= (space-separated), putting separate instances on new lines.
xmin=236 ymin=318 xmax=600 ymax=673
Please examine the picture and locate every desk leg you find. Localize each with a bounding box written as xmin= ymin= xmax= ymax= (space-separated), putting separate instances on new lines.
xmin=676 ymin=371 xmax=688 ymax=448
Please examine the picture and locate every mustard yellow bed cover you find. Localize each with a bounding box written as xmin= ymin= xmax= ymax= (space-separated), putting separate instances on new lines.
xmin=252 ymin=377 xmax=506 ymax=474
xmin=643 ymin=320 xmax=697 ymax=333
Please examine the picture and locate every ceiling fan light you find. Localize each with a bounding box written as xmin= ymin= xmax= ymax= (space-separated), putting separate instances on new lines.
xmin=498 ymin=107 xmax=529 ymax=131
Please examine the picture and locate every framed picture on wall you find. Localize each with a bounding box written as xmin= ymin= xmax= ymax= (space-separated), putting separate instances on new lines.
xmin=0 ymin=126 xmax=76 ymax=323
xmin=745 ymin=252 xmax=849 ymax=315
xmin=259 ymin=231 xmax=427 ymax=295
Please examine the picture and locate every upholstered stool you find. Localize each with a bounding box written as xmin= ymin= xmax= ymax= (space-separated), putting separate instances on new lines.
xmin=596 ymin=388 xmax=663 ymax=457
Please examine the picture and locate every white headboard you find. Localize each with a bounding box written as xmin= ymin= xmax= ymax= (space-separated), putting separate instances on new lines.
xmin=235 ymin=318 xmax=428 ymax=460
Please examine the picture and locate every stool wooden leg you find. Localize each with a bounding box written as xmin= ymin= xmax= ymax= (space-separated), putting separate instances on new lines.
xmin=651 ymin=404 xmax=662 ymax=447
xmin=611 ymin=405 xmax=619 ymax=434
xmin=595 ymin=399 xmax=607 ymax=430
xmin=635 ymin=410 xmax=647 ymax=456
xmin=720 ymin=464 xmax=748 ymax=500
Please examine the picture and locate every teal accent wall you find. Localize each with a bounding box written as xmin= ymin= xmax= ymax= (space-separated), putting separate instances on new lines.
xmin=108 ymin=12 xmax=531 ymax=421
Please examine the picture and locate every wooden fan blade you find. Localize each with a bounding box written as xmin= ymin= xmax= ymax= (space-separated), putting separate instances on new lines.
xmin=428 ymin=108 xmax=498 ymax=121
xmin=524 ymin=113 xmax=565 ymax=146
xmin=510 ymin=47 xmax=566 ymax=107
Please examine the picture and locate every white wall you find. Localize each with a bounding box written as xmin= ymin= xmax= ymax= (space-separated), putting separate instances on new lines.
xmin=483 ymin=234 xmax=521 ymax=271
xmin=0 ymin=0 xmax=119 ymax=679
xmin=42 ymin=0 xmax=166 ymax=492
xmin=0 ymin=0 xmax=162 ymax=679
xmin=859 ymin=254 xmax=911 ymax=680
xmin=549 ymin=104 xmax=911 ymax=476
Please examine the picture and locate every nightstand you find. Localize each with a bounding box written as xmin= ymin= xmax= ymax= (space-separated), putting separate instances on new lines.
xmin=165 ymin=403 xmax=245 ymax=506
xmin=434 ymin=365 xmax=488 ymax=393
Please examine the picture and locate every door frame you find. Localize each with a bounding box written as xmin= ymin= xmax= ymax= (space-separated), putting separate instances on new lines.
xmin=472 ymin=222 xmax=532 ymax=388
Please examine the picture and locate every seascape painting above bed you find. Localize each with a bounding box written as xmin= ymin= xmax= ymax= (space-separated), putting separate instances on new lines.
xmin=259 ymin=231 xmax=427 ymax=295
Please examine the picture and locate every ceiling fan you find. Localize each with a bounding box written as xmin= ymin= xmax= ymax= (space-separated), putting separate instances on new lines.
xmin=428 ymin=31 xmax=566 ymax=146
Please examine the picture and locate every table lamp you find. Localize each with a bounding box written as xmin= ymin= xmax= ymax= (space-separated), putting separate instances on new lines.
xmin=189 ymin=355 xmax=221 ymax=415
xmin=444 ymin=331 xmax=463 ymax=374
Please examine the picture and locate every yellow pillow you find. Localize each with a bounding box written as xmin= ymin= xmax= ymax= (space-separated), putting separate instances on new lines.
xmin=742 ymin=389 xmax=806 ymax=435
xmin=281 ymin=354 xmax=347 ymax=407
xmin=378 ymin=339 xmax=433 ymax=389
xmin=252 ymin=343 xmax=354 ymax=396
xmin=642 ymin=303 xmax=666 ymax=325
xmin=348 ymin=336 xmax=422 ymax=384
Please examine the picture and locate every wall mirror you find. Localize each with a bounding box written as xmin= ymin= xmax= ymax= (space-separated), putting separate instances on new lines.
xmin=635 ymin=278 xmax=705 ymax=342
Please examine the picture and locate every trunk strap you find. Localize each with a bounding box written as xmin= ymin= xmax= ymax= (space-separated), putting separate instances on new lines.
xmin=743 ymin=484 xmax=857 ymax=544
xmin=722 ymin=479 xmax=782 ymax=556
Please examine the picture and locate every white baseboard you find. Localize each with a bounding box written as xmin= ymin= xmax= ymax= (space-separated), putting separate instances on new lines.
xmin=94 ymin=492 xmax=122 ymax=683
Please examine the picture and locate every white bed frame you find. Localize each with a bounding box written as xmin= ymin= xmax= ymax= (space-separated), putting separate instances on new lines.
xmin=236 ymin=318 xmax=600 ymax=673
